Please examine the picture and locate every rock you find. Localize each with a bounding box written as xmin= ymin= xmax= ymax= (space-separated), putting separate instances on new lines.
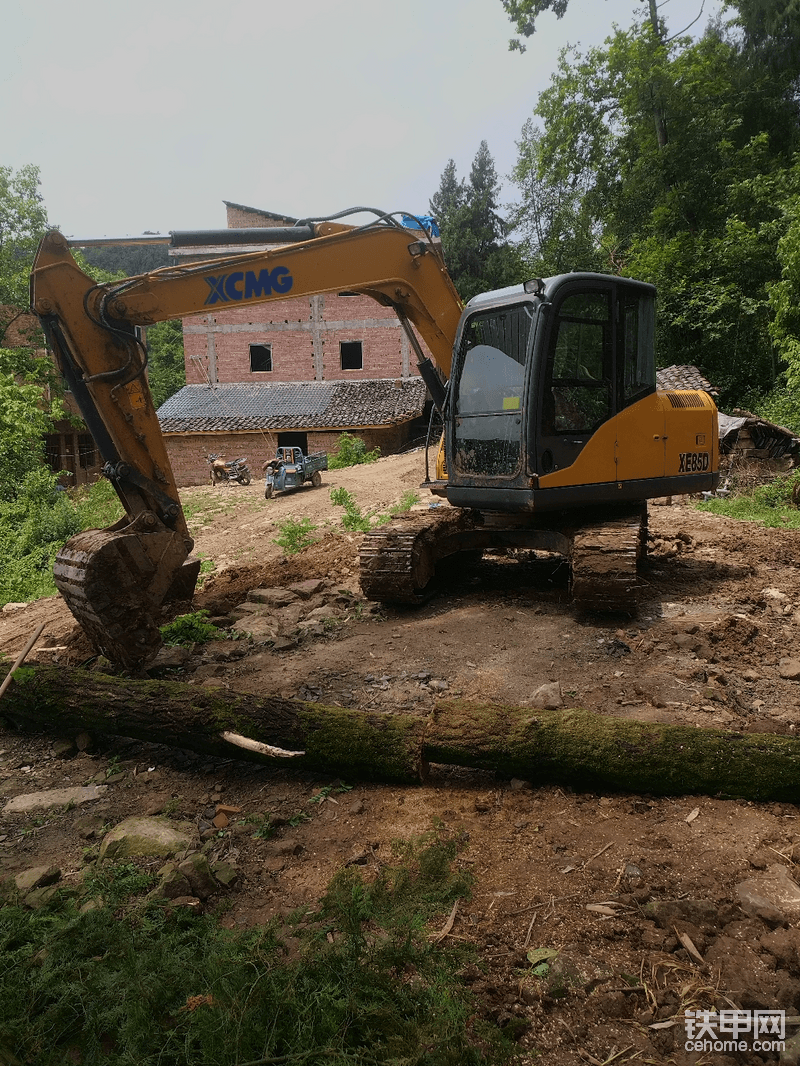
xmin=644 ymin=899 xmax=719 ymax=930
xmin=51 ymin=738 xmax=77 ymax=758
xmin=14 ymin=865 xmax=61 ymax=893
xmin=73 ymin=814 xmax=105 ymax=840
xmin=287 ymin=579 xmax=326 ymax=599
xmin=99 ymin=816 xmax=193 ymax=861
xmin=3 ymin=784 xmax=107 ymax=814
xmin=531 ymin=682 xmax=562 ymax=710
xmin=75 ymin=731 xmax=94 ymax=752
xmin=24 ymin=887 xmax=60 ymax=909
xmin=149 ymin=864 xmax=193 ymax=900
xmin=144 ymin=793 xmax=173 ymax=816
xmin=271 ymin=634 xmax=299 ymax=651
xmin=212 ymin=812 xmax=229 ymax=829
xmin=779 ymin=659 xmax=800 ymax=681
xmin=735 ymin=864 xmax=800 ymax=925
xmin=509 ymin=779 xmax=530 ymax=791
xmin=210 ymin=861 xmax=239 ymax=889
xmin=248 ymin=588 xmax=298 ymax=607
xmin=149 ymin=645 xmax=193 ymax=672
xmin=2 ymin=602 xmax=27 ymax=613
xmin=177 ymin=854 xmax=219 ymax=900
xmin=304 ymin=605 xmax=337 ymax=622
xmin=759 ymin=926 xmax=800 ymax=970
xmin=231 ymin=616 xmax=278 ymax=641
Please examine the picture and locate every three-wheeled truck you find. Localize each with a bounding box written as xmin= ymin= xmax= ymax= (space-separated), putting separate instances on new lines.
xmin=263 ymin=447 xmax=328 ymax=498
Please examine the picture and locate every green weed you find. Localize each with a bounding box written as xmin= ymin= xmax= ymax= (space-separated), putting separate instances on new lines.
xmin=696 ymin=470 xmax=800 ymax=528
xmin=330 ymin=488 xmax=419 ymax=533
xmin=272 ymin=516 xmax=318 ymax=554
xmin=0 ymin=833 xmax=510 ymax=1065
xmin=160 ymin=610 xmax=223 ymax=646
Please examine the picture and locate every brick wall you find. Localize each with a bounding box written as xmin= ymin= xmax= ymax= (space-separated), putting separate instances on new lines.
xmin=183 ymin=293 xmax=415 ymax=386
xmin=164 ymin=423 xmax=417 ymax=486
xmin=181 ymin=204 xmax=428 ymax=386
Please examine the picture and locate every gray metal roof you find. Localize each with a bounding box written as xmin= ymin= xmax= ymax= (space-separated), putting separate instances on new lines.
xmin=157 ymin=378 xmax=427 ymax=433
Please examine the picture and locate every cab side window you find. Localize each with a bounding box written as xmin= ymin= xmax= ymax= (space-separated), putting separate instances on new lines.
xmin=545 ymin=292 xmax=612 ymax=435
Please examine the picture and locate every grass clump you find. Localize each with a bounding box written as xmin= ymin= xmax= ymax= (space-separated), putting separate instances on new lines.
xmin=0 ymin=832 xmax=511 ymax=1066
xmin=160 ymin=610 xmax=223 ymax=645
xmin=273 ymin=516 xmax=318 ymax=554
xmin=327 ymin=432 xmax=381 ymax=469
xmin=330 ymin=488 xmax=419 ymax=532
xmin=697 ymin=470 xmax=800 ymax=528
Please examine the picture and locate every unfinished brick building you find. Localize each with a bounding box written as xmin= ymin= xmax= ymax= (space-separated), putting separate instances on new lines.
xmin=157 ymin=203 xmax=435 ymax=485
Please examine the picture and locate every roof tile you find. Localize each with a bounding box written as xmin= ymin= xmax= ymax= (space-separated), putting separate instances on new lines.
xmin=157 ymin=378 xmax=427 ymax=433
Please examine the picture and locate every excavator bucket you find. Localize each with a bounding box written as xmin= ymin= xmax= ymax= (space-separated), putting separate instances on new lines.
xmin=53 ymin=515 xmax=200 ymax=671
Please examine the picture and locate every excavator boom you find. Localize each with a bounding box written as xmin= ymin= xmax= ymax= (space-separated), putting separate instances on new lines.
xmin=30 ymin=218 xmax=463 ymax=669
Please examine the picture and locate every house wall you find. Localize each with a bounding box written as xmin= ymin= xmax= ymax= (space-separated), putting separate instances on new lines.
xmin=164 ymin=423 xmax=415 ymax=487
xmin=183 ymin=292 xmax=414 ymax=387
xmin=181 ymin=204 xmax=426 ymax=387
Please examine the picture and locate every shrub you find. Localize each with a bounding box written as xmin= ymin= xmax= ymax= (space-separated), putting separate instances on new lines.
xmin=327 ymin=432 xmax=380 ymax=469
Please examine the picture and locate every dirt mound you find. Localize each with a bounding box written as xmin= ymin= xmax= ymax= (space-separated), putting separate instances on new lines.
xmin=195 ymin=531 xmax=360 ymax=614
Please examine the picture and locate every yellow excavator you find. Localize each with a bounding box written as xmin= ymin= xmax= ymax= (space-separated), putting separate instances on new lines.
xmin=30 ymin=212 xmax=718 ymax=669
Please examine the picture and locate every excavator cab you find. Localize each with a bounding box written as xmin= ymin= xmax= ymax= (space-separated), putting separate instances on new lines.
xmin=444 ymin=273 xmax=702 ymax=514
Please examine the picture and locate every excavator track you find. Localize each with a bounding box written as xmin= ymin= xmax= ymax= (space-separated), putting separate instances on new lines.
xmin=359 ymin=508 xmax=480 ymax=603
xmin=359 ymin=503 xmax=648 ymax=612
xmin=569 ymin=504 xmax=647 ymax=614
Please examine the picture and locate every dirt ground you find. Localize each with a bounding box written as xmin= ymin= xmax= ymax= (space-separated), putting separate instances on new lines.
xmin=3 ymin=450 xmax=800 ymax=1065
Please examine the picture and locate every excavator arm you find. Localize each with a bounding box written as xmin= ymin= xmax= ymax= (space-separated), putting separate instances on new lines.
xmin=30 ymin=218 xmax=462 ymax=669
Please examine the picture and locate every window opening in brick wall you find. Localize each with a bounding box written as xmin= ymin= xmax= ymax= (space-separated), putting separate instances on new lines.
xmin=250 ymin=344 xmax=273 ymax=372
xmin=340 ymin=341 xmax=363 ymax=371
xmin=78 ymin=433 xmax=96 ymax=469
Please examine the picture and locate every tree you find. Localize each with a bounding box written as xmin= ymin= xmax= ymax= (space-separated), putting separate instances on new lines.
xmin=430 ymin=143 xmax=523 ymax=302
xmin=506 ymin=2 xmax=800 ymax=405
xmin=146 ymin=319 xmax=186 ymax=409
xmin=0 ymin=164 xmax=49 ymax=346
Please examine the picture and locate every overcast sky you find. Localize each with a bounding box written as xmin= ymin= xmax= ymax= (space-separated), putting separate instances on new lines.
xmin=5 ymin=0 xmax=724 ymax=238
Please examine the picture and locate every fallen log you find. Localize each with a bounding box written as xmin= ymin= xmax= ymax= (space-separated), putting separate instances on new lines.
xmin=3 ymin=664 xmax=800 ymax=800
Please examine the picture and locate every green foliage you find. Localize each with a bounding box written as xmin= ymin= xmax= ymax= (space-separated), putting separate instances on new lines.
xmin=0 ymin=832 xmax=507 ymax=1066
xmin=327 ymin=431 xmax=381 ymax=469
xmin=330 ymin=487 xmax=418 ymax=532
xmin=430 ymin=143 xmax=523 ymax=301
xmin=0 ymin=476 xmax=123 ymax=607
xmin=506 ymin=4 xmax=800 ymax=406
xmin=697 ymin=471 xmax=800 ymax=528
xmin=748 ymin=382 xmax=800 ymax=434
xmin=0 ymin=347 xmax=65 ymax=494
xmin=81 ymin=862 xmax=157 ymax=908
xmin=0 ymin=164 xmax=48 ymax=345
xmin=272 ymin=516 xmax=318 ymax=554
xmin=146 ymin=319 xmax=186 ymax=409
xmin=160 ymin=610 xmax=223 ymax=646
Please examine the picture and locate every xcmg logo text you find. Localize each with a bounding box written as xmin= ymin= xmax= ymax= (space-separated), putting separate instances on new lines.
xmin=204 ymin=267 xmax=293 ymax=305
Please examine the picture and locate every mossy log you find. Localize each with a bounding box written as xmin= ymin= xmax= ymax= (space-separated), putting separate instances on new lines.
xmin=3 ymin=664 xmax=800 ymax=800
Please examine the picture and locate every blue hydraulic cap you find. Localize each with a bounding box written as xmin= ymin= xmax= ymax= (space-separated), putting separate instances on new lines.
xmin=401 ymin=214 xmax=441 ymax=238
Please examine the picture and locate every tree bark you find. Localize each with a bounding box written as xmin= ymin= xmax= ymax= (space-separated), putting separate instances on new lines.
xmin=4 ymin=665 xmax=800 ymax=801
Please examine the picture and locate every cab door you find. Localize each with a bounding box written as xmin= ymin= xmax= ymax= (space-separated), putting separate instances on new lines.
xmin=535 ymin=285 xmax=616 ymax=481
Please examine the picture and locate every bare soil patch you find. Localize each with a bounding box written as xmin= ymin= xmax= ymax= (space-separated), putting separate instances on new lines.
xmin=3 ymin=451 xmax=800 ymax=1064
